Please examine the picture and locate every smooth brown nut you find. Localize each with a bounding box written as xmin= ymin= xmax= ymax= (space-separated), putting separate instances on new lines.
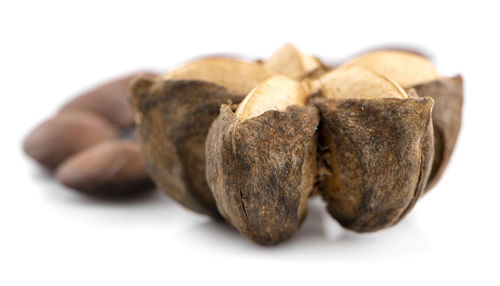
xmin=60 ymin=72 xmax=155 ymax=127
xmin=23 ymin=110 xmax=116 ymax=170
xmin=56 ymin=140 xmax=153 ymax=196
xmin=206 ymin=76 xmax=319 ymax=245
xmin=409 ymin=76 xmax=463 ymax=191
xmin=315 ymin=97 xmax=434 ymax=232
xmin=130 ymin=78 xmax=244 ymax=217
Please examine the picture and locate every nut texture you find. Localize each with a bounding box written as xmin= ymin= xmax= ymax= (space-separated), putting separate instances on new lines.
xmin=315 ymin=97 xmax=434 ymax=232
xmin=130 ymin=78 xmax=244 ymax=216
xmin=206 ymin=105 xmax=319 ymax=245
xmin=410 ymin=76 xmax=463 ymax=190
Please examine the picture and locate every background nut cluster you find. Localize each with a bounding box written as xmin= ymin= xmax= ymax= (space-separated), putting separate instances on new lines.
xmin=24 ymin=73 xmax=156 ymax=196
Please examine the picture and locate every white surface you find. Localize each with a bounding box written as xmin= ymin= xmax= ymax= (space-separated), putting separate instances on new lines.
xmin=1 ymin=1 xmax=499 ymax=285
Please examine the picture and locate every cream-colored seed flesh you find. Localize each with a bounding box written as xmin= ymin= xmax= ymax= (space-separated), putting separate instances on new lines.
xmin=318 ymin=66 xmax=408 ymax=100
xmin=342 ymin=50 xmax=440 ymax=87
xmin=235 ymin=75 xmax=308 ymax=121
xmin=163 ymin=58 xmax=276 ymax=94
xmin=265 ymin=44 xmax=321 ymax=79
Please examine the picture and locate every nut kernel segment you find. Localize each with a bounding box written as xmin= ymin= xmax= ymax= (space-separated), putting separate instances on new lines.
xmin=206 ymin=76 xmax=319 ymax=245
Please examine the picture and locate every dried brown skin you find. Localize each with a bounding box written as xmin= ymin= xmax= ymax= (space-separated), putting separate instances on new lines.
xmin=56 ymin=140 xmax=154 ymax=196
xmin=206 ymin=105 xmax=319 ymax=245
xmin=315 ymin=97 xmax=434 ymax=232
xmin=410 ymin=76 xmax=463 ymax=191
xmin=23 ymin=110 xmax=116 ymax=170
xmin=130 ymin=78 xmax=244 ymax=217
xmin=60 ymin=72 xmax=156 ymax=127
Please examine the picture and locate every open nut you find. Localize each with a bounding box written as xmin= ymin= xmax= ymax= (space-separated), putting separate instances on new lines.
xmin=130 ymin=59 xmax=275 ymax=216
xmin=206 ymin=76 xmax=318 ymax=245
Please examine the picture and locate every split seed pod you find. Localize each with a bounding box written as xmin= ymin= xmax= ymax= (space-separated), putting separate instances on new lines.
xmin=206 ymin=76 xmax=319 ymax=245
xmin=343 ymin=50 xmax=463 ymax=190
xmin=313 ymin=67 xmax=435 ymax=232
xmin=130 ymin=59 xmax=275 ymax=216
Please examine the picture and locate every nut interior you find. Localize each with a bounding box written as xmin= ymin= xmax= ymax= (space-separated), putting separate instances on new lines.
xmin=264 ymin=44 xmax=322 ymax=79
xmin=342 ymin=50 xmax=440 ymax=87
xmin=316 ymin=66 xmax=408 ymax=99
xmin=235 ymin=75 xmax=308 ymax=121
xmin=162 ymin=58 xmax=275 ymax=94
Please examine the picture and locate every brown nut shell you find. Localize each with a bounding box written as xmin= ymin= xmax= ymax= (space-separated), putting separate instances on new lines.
xmin=56 ymin=140 xmax=154 ymax=196
xmin=129 ymin=78 xmax=244 ymax=217
xmin=23 ymin=110 xmax=116 ymax=170
xmin=410 ymin=76 xmax=463 ymax=191
xmin=315 ymin=97 xmax=434 ymax=232
xmin=60 ymin=72 xmax=155 ymax=127
xmin=206 ymin=105 xmax=319 ymax=245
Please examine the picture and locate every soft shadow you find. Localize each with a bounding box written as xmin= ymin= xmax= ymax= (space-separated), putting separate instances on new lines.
xmin=181 ymin=197 xmax=431 ymax=261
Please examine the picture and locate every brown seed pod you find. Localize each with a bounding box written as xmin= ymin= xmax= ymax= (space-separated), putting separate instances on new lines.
xmin=24 ymin=72 xmax=155 ymax=196
xmin=56 ymin=140 xmax=153 ymax=196
xmin=130 ymin=78 xmax=244 ymax=216
xmin=313 ymin=67 xmax=435 ymax=232
xmin=342 ymin=50 xmax=463 ymax=190
xmin=206 ymin=76 xmax=319 ymax=245
xmin=130 ymin=59 xmax=275 ymax=216
xmin=409 ymin=76 xmax=463 ymax=190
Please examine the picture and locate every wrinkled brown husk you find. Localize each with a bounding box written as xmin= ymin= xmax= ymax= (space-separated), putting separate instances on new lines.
xmin=130 ymin=79 xmax=244 ymax=217
xmin=315 ymin=97 xmax=434 ymax=232
xmin=410 ymin=76 xmax=463 ymax=191
xmin=206 ymin=105 xmax=319 ymax=245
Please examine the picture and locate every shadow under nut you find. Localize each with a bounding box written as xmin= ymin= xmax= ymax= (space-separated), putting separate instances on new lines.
xmin=23 ymin=110 xmax=116 ymax=170
xmin=130 ymin=78 xmax=244 ymax=217
xmin=206 ymin=105 xmax=319 ymax=245
xmin=410 ymin=76 xmax=463 ymax=191
xmin=315 ymin=97 xmax=434 ymax=232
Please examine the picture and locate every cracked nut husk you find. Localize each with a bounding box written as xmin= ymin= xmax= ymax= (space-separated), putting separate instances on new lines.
xmin=130 ymin=58 xmax=276 ymax=216
xmin=206 ymin=76 xmax=318 ymax=245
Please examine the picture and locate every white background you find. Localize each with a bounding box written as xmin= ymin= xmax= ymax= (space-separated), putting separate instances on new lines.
xmin=1 ymin=1 xmax=499 ymax=285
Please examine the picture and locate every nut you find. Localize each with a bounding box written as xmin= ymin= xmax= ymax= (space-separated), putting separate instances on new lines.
xmin=130 ymin=59 xmax=275 ymax=216
xmin=56 ymin=140 xmax=153 ymax=196
xmin=312 ymin=65 xmax=435 ymax=232
xmin=206 ymin=76 xmax=318 ymax=245
xmin=24 ymin=72 xmax=155 ymax=196
xmin=341 ymin=50 xmax=463 ymax=190
xmin=24 ymin=110 xmax=116 ymax=170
